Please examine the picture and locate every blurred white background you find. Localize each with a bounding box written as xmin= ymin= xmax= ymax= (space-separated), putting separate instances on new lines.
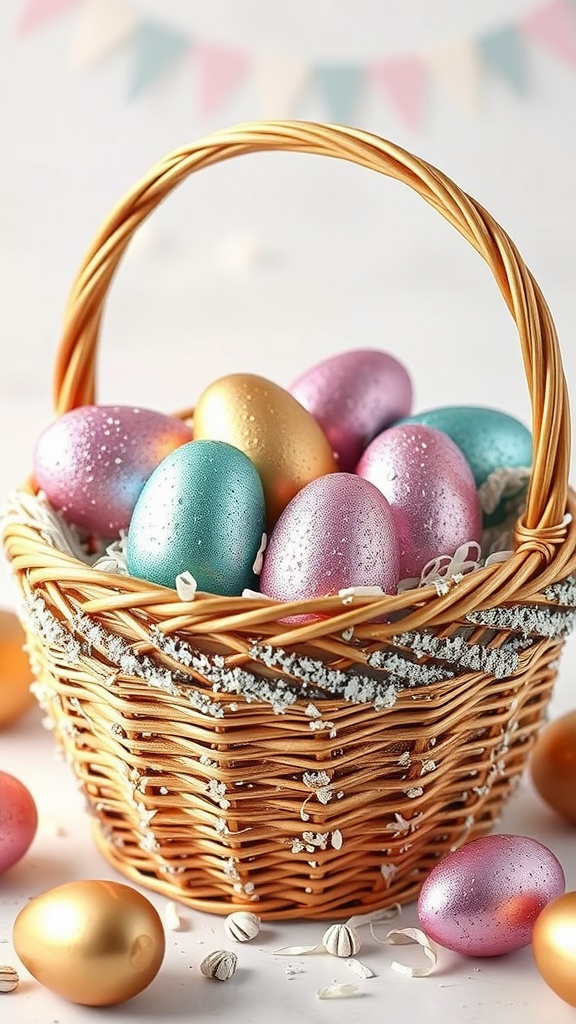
xmin=1 ymin=0 xmax=575 ymax=604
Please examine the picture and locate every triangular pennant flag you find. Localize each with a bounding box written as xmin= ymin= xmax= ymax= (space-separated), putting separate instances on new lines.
xmin=195 ymin=42 xmax=250 ymax=118
xmin=425 ymin=39 xmax=482 ymax=115
xmin=521 ymin=0 xmax=576 ymax=66
xmin=252 ymin=55 xmax=309 ymax=118
xmin=370 ymin=56 xmax=426 ymax=129
xmin=69 ymin=0 xmax=140 ymax=72
xmin=17 ymin=0 xmax=81 ymax=35
xmin=479 ymin=24 xmax=527 ymax=93
xmin=130 ymin=21 xmax=190 ymax=96
xmin=313 ymin=65 xmax=364 ymax=124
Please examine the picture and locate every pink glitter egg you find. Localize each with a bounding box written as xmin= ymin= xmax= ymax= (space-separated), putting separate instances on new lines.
xmin=356 ymin=423 xmax=482 ymax=579
xmin=33 ymin=405 xmax=193 ymax=535
xmin=417 ymin=834 xmax=566 ymax=956
xmin=259 ymin=472 xmax=400 ymax=604
xmin=0 ymin=771 xmax=38 ymax=874
xmin=289 ymin=349 xmax=413 ymax=471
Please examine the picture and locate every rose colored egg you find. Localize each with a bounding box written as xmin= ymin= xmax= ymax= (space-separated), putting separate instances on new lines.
xmin=417 ymin=834 xmax=565 ymax=956
xmin=259 ymin=472 xmax=400 ymax=604
xmin=193 ymin=373 xmax=338 ymax=526
xmin=33 ymin=405 xmax=193 ymax=535
xmin=290 ymin=348 xmax=413 ymax=471
xmin=0 ymin=771 xmax=38 ymax=873
xmin=356 ymin=423 xmax=482 ymax=579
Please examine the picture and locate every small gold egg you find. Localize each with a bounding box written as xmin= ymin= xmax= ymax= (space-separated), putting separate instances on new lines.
xmin=533 ymin=891 xmax=576 ymax=1007
xmin=530 ymin=710 xmax=576 ymax=823
xmin=0 ymin=609 xmax=34 ymax=730
xmin=13 ymin=879 xmax=165 ymax=1006
xmin=193 ymin=373 xmax=338 ymax=525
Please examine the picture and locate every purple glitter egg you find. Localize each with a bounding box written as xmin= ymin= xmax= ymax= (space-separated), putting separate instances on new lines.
xmin=289 ymin=349 xmax=413 ymax=471
xmin=259 ymin=472 xmax=400 ymax=603
xmin=33 ymin=404 xmax=193 ymax=535
xmin=417 ymin=834 xmax=566 ymax=956
xmin=356 ymin=423 xmax=482 ymax=580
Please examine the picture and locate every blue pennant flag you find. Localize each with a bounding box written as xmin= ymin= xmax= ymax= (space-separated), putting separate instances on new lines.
xmin=480 ymin=24 xmax=527 ymax=95
xmin=130 ymin=21 xmax=190 ymax=97
xmin=313 ymin=65 xmax=364 ymax=124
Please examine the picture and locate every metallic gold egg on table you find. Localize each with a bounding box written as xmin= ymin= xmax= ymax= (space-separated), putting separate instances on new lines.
xmin=193 ymin=372 xmax=338 ymax=525
xmin=532 ymin=891 xmax=576 ymax=1007
xmin=13 ymin=879 xmax=165 ymax=1006
xmin=0 ymin=609 xmax=34 ymax=730
xmin=530 ymin=710 xmax=576 ymax=823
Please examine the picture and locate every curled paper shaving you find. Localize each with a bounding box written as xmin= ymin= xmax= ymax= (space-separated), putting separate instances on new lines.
xmin=384 ymin=927 xmax=438 ymax=977
xmin=164 ymin=901 xmax=183 ymax=931
xmin=252 ymin=533 xmax=267 ymax=575
xmin=176 ymin=571 xmax=197 ymax=601
xmin=317 ymin=983 xmax=360 ymax=999
xmin=274 ymin=944 xmax=321 ymax=955
xmin=478 ymin=466 xmax=530 ymax=516
xmin=346 ymin=903 xmax=401 ymax=932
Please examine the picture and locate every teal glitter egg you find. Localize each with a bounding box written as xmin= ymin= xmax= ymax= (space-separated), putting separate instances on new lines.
xmin=397 ymin=406 xmax=532 ymax=526
xmin=126 ymin=439 xmax=266 ymax=595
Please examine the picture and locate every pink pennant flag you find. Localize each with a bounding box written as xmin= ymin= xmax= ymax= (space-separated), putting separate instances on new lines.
xmin=195 ymin=42 xmax=250 ymax=118
xmin=521 ymin=0 xmax=576 ymax=65
xmin=370 ymin=56 xmax=426 ymax=130
xmin=17 ymin=0 xmax=81 ymax=35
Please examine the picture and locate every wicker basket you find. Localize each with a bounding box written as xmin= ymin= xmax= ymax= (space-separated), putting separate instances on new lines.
xmin=3 ymin=120 xmax=576 ymax=921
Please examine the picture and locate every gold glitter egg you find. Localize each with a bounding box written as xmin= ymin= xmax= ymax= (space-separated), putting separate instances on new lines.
xmin=193 ymin=372 xmax=338 ymax=525
xmin=0 ymin=609 xmax=34 ymax=730
xmin=533 ymin=891 xmax=576 ymax=1007
xmin=13 ymin=879 xmax=165 ymax=1006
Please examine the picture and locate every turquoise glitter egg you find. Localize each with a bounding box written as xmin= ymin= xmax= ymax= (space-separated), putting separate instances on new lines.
xmin=397 ymin=406 xmax=532 ymax=526
xmin=126 ymin=439 xmax=266 ymax=596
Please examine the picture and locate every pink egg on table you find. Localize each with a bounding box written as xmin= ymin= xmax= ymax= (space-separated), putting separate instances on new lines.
xmin=0 ymin=771 xmax=38 ymax=873
xmin=417 ymin=834 xmax=565 ymax=956
xmin=289 ymin=348 xmax=413 ymax=471
xmin=33 ymin=405 xmax=193 ymax=535
xmin=259 ymin=472 xmax=400 ymax=605
xmin=356 ymin=423 xmax=482 ymax=580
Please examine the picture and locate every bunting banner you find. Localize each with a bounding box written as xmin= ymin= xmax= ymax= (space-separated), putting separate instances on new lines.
xmin=15 ymin=0 xmax=576 ymax=129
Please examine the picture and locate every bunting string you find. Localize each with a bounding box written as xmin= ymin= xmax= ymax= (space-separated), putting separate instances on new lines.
xmin=15 ymin=0 xmax=576 ymax=128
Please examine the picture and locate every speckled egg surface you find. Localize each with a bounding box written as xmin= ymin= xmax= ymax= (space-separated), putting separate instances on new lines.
xmin=417 ymin=834 xmax=566 ymax=956
xmin=289 ymin=348 xmax=413 ymax=471
xmin=356 ymin=423 xmax=482 ymax=579
xmin=259 ymin=472 xmax=400 ymax=603
xmin=126 ymin=439 xmax=266 ymax=596
xmin=398 ymin=405 xmax=532 ymax=525
xmin=33 ymin=405 xmax=193 ymax=535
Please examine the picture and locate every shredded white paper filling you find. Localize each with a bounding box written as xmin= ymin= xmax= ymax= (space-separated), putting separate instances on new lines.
xmin=317 ymin=983 xmax=360 ymax=999
xmin=383 ymin=927 xmax=438 ymax=977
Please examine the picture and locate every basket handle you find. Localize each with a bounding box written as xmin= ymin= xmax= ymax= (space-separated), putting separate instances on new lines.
xmin=53 ymin=119 xmax=571 ymax=540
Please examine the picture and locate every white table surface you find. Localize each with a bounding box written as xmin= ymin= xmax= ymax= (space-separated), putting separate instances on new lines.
xmin=1 ymin=631 xmax=575 ymax=1024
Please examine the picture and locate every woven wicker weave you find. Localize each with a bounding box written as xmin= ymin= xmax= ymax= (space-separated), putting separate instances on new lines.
xmin=3 ymin=121 xmax=576 ymax=920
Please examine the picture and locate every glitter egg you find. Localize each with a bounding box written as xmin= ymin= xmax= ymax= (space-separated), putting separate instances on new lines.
xmin=13 ymin=880 xmax=165 ymax=1006
xmin=530 ymin=709 xmax=576 ymax=823
xmin=0 ymin=771 xmax=38 ymax=874
xmin=356 ymin=423 xmax=482 ymax=580
xmin=33 ymin=404 xmax=193 ymax=535
xmin=193 ymin=372 xmax=338 ymax=526
xmin=417 ymin=834 xmax=565 ymax=956
xmin=397 ymin=405 xmax=532 ymax=525
xmin=532 ymin=891 xmax=576 ymax=1007
xmin=289 ymin=348 xmax=413 ymax=471
xmin=259 ymin=472 xmax=400 ymax=604
xmin=127 ymin=439 xmax=266 ymax=596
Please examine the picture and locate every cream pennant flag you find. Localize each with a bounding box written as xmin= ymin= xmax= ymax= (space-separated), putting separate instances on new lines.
xmin=194 ymin=42 xmax=250 ymax=118
xmin=17 ymin=0 xmax=81 ymax=34
xmin=370 ymin=56 xmax=426 ymax=129
xmin=521 ymin=0 xmax=576 ymax=66
xmin=252 ymin=55 xmax=309 ymax=118
xmin=69 ymin=0 xmax=140 ymax=72
xmin=425 ymin=38 xmax=482 ymax=115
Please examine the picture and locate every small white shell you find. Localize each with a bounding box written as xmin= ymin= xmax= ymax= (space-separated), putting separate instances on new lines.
xmin=200 ymin=950 xmax=238 ymax=981
xmin=224 ymin=910 xmax=261 ymax=942
xmin=322 ymin=923 xmax=361 ymax=958
xmin=0 ymin=965 xmax=20 ymax=993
